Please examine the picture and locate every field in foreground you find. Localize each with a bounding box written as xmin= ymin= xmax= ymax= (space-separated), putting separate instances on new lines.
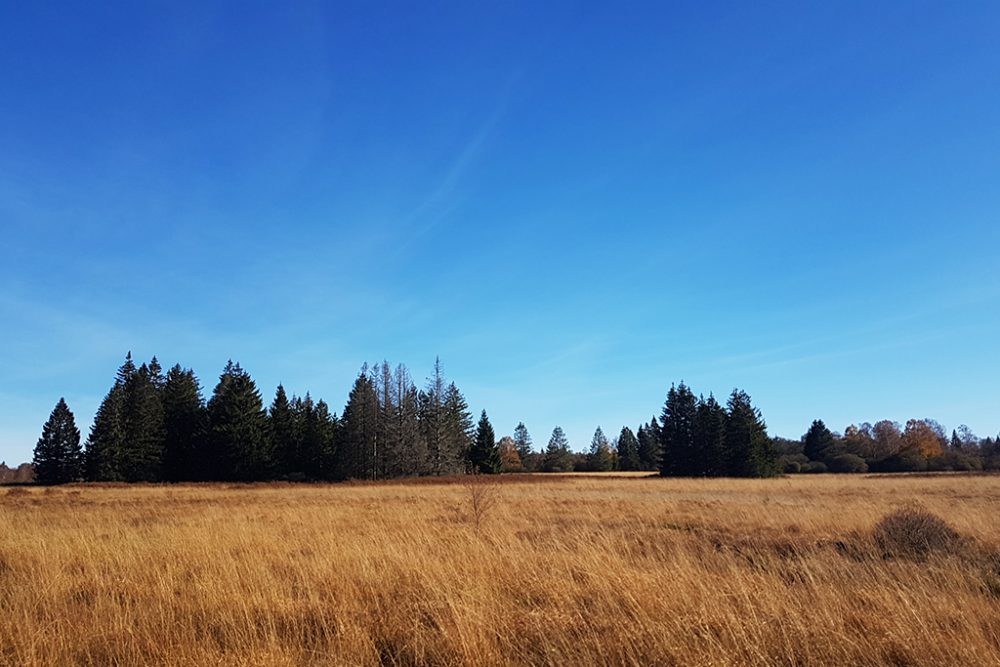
xmin=2 ymin=474 xmax=1000 ymax=666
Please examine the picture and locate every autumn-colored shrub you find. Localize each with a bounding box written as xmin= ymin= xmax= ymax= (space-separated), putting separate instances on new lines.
xmin=873 ymin=507 xmax=961 ymax=559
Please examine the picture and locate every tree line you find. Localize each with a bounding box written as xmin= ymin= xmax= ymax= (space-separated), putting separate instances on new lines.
xmin=29 ymin=359 xmax=998 ymax=484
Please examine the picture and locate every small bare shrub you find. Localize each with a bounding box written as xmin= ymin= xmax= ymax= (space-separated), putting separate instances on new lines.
xmin=462 ymin=474 xmax=500 ymax=536
xmin=873 ymin=506 xmax=961 ymax=560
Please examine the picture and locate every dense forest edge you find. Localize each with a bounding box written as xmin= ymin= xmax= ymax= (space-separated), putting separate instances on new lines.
xmin=22 ymin=352 xmax=1000 ymax=485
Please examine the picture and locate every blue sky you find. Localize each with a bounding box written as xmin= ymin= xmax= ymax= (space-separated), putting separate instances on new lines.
xmin=2 ymin=2 xmax=999 ymax=463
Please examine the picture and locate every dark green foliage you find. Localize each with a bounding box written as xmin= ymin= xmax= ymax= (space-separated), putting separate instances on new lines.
xmin=85 ymin=384 xmax=125 ymax=482
xmin=120 ymin=362 xmax=165 ymax=482
xmin=542 ymin=426 xmax=573 ymax=472
xmin=803 ymin=419 xmax=835 ymax=462
xmin=299 ymin=395 xmax=337 ymax=480
xmin=162 ymin=365 xmax=206 ymax=482
xmin=659 ymin=383 xmax=699 ymax=476
xmin=693 ymin=394 xmax=727 ymax=476
xmin=469 ymin=410 xmax=500 ymax=474
xmin=825 ymin=452 xmax=868 ymax=473
xmin=615 ymin=426 xmax=641 ymax=471
xmin=207 ymin=361 xmax=272 ymax=481
xmin=637 ymin=417 xmax=661 ymax=471
xmin=513 ymin=422 xmax=533 ymax=461
xmin=269 ymin=385 xmax=298 ymax=477
xmin=442 ymin=382 xmax=474 ymax=474
xmin=338 ymin=370 xmax=380 ymax=480
xmin=420 ymin=357 xmax=449 ymax=475
xmin=586 ymin=426 xmax=615 ymax=471
xmin=724 ymin=389 xmax=778 ymax=477
xmin=32 ymin=398 xmax=82 ymax=484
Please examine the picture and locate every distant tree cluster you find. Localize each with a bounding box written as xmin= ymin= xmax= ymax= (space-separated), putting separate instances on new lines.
xmin=775 ymin=418 xmax=1000 ymax=474
xmin=34 ymin=353 xmax=484 ymax=484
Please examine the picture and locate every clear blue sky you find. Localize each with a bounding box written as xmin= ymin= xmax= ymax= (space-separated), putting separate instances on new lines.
xmin=2 ymin=2 xmax=999 ymax=464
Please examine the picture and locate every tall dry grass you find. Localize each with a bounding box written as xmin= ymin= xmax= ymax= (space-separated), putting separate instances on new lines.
xmin=1 ymin=473 xmax=999 ymax=666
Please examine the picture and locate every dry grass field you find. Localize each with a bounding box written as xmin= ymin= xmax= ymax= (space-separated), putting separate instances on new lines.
xmin=2 ymin=473 xmax=1000 ymax=666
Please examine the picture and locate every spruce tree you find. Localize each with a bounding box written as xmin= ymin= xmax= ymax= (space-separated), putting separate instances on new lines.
xmin=587 ymin=426 xmax=615 ymax=471
xmin=616 ymin=426 xmax=641 ymax=471
xmin=338 ymin=371 xmax=380 ymax=480
xmin=207 ymin=361 xmax=272 ymax=481
xmin=33 ymin=398 xmax=83 ymax=484
xmin=442 ymin=382 xmax=474 ymax=474
xmin=301 ymin=395 xmax=337 ymax=479
xmin=469 ymin=410 xmax=500 ymax=474
xmin=694 ymin=394 xmax=727 ymax=476
xmin=637 ymin=417 xmax=661 ymax=471
xmin=85 ymin=384 xmax=125 ymax=481
xmin=660 ymin=382 xmax=698 ymax=476
xmin=420 ymin=357 xmax=448 ymax=475
xmin=543 ymin=426 xmax=573 ymax=472
xmin=391 ymin=364 xmax=427 ymax=477
xmin=162 ymin=365 xmax=206 ymax=482
xmin=513 ymin=422 xmax=533 ymax=461
xmin=803 ymin=419 xmax=834 ymax=462
xmin=269 ymin=384 xmax=298 ymax=477
xmin=120 ymin=361 xmax=165 ymax=482
xmin=724 ymin=389 xmax=778 ymax=477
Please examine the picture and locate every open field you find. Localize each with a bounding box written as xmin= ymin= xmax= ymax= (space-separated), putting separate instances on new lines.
xmin=2 ymin=474 xmax=1000 ymax=666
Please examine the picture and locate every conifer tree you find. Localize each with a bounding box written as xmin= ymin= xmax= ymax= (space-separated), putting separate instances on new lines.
xmin=269 ymin=384 xmax=298 ymax=477
xmin=33 ymin=398 xmax=83 ymax=484
xmin=694 ymin=394 xmax=727 ymax=476
xmin=542 ymin=426 xmax=573 ymax=472
xmin=338 ymin=370 xmax=380 ymax=480
xmin=391 ymin=364 xmax=427 ymax=477
xmin=120 ymin=361 xmax=165 ymax=482
xmin=442 ymin=382 xmax=474 ymax=474
xmin=513 ymin=422 xmax=533 ymax=461
xmin=162 ymin=365 xmax=206 ymax=482
xmin=207 ymin=361 xmax=272 ymax=481
xmin=803 ymin=419 xmax=834 ymax=462
xmin=616 ymin=426 xmax=641 ymax=471
xmin=420 ymin=357 xmax=448 ymax=475
xmin=637 ymin=417 xmax=661 ymax=471
xmin=724 ymin=389 xmax=778 ymax=477
xmin=660 ymin=382 xmax=698 ymax=476
xmin=469 ymin=410 xmax=500 ymax=473
xmin=300 ymin=395 xmax=337 ymax=479
xmin=85 ymin=384 xmax=125 ymax=481
xmin=587 ymin=426 xmax=615 ymax=471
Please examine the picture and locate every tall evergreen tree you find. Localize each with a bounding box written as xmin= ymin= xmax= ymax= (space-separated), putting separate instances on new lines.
xmin=587 ymin=426 xmax=615 ymax=471
xmin=33 ymin=398 xmax=83 ymax=484
xmin=442 ymin=382 xmax=474 ymax=474
xmin=420 ymin=357 xmax=448 ymax=475
xmin=616 ymin=426 xmax=641 ymax=471
xmin=120 ymin=361 xmax=165 ymax=482
xmin=300 ymin=395 xmax=337 ymax=479
xmin=694 ymin=394 xmax=727 ymax=476
xmin=391 ymin=364 xmax=427 ymax=477
xmin=724 ymin=389 xmax=778 ymax=477
xmin=85 ymin=384 xmax=125 ymax=481
xmin=637 ymin=416 xmax=661 ymax=471
xmin=469 ymin=410 xmax=500 ymax=473
xmin=162 ymin=365 xmax=206 ymax=482
xmin=660 ymin=382 xmax=698 ymax=476
xmin=269 ymin=384 xmax=298 ymax=477
xmin=542 ymin=426 xmax=573 ymax=472
xmin=338 ymin=370 xmax=380 ymax=480
xmin=207 ymin=361 xmax=272 ymax=481
xmin=803 ymin=419 xmax=835 ymax=462
xmin=513 ymin=422 xmax=533 ymax=461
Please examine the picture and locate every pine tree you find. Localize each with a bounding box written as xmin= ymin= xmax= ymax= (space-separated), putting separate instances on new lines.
xmin=120 ymin=361 xmax=165 ymax=482
xmin=694 ymin=394 xmax=727 ymax=476
xmin=513 ymin=422 xmax=533 ymax=461
xmin=338 ymin=370 xmax=380 ymax=480
xmin=85 ymin=384 xmax=125 ymax=481
xmin=587 ymin=426 xmax=615 ymax=471
xmin=162 ymin=365 xmax=206 ymax=482
xmin=803 ymin=419 xmax=834 ymax=462
xmin=420 ymin=357 xmax=448 ymax=475
xmin=207 ymin=361 xmax=272 ymax=481
xmin=637 ymin=417 xmax=661 ymax=471
xmin=660 ymin=382 xmax=698 ymax=476
xmin=543 ymin=426 xmax=573 ymax=472
xmin=442 ymin=382 xmax=474 ymax=474
xmin=269 ymin=384 xmax=298 ymax=477
xmin=300 ymin=395 xmax=337 ymax=479
xmin=616 ymin=426 xmax=641 ymax=471
xmin=33 ymin=398 xmax=83 ymax=484
xmin=724 ymin=389 xmax=778 ymax=477
xmin=469 ymin=410 xmax=500 ymax=474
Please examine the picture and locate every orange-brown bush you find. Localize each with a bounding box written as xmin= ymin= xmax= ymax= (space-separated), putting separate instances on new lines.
xmin=1 ymin=473 xmax=999 ymax=666
xmin=872 ymin=506 xmax=963 ymax=560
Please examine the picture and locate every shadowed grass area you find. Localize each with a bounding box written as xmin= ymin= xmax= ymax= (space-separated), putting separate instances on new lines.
xmin=1 ymin=474 xmax=999 ymax=665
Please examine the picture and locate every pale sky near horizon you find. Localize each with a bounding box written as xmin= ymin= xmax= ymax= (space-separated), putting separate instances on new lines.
xmin=2 ymin=2 xmax=999 ymax=464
